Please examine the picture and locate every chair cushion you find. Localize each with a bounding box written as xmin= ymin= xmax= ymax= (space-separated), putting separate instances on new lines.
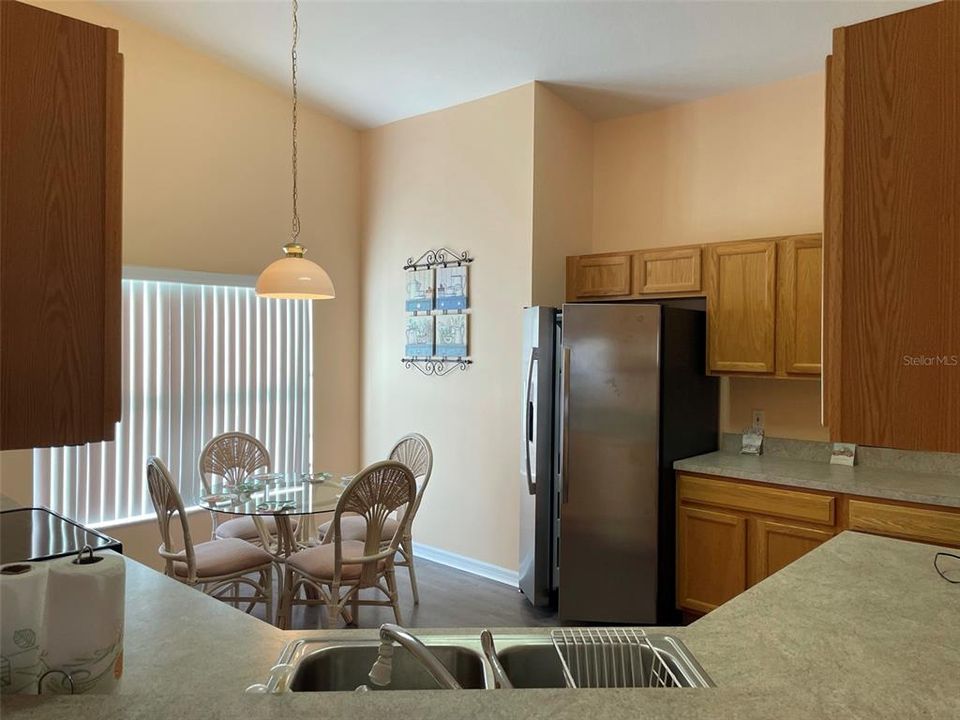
xmin=317 ymin=515 xmax=401 ymax=543
xmin=215 ymin=515 xmax=299 ymax=541
xmin=286 ymin=540 xmax=386 ymax=580
xmin=174 ymin=538 xmax=273 ymax=579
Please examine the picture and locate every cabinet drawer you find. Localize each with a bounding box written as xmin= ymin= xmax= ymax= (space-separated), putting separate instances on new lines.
xmin=679 ymin=474 xmax=835 ymax=526
xmin=847 ymin=499 xmax=960 ymax=547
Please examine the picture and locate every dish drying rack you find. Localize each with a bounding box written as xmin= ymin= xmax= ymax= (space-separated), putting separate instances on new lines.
xmin=550 ymin=628 xmax=682 ymax=689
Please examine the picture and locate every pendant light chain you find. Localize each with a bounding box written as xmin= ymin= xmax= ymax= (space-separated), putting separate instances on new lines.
xmin=290 ymin=0 xmax=301 ymax=242
xmin=256 ymin=0 xmax=335 ymax=299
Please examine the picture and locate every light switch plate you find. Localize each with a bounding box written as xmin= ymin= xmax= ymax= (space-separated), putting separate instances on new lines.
xmin=751 ymin=409 xmax=765 ymax=434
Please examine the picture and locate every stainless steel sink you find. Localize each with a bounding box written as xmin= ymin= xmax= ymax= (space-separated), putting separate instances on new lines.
xmin=495 ymin=644 xmax=567 ymax=688
xmin=289 ymin=643 xmax=487 ymax=691
xmin=251 ymin=631 xmax=713 ymax=693
xmin=495 ymin=634 xmax=714 ymax=689
xmin=252 ymin=635 xmax=495 ymax=692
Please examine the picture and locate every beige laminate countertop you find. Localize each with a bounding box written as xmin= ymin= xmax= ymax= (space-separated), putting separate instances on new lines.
xmin=674 ymin=450 xmax=960 ymax=508
xmin=2 ymin=532 xmax=959 ymax=719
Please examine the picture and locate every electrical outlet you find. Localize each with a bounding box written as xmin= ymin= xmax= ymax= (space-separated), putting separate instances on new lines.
xmin=752 ymin=410 xmax=765 ymax=434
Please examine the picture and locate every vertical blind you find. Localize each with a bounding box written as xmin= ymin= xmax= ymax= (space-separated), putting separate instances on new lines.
xmin=34 ymin=278 xmax=314 ymax=527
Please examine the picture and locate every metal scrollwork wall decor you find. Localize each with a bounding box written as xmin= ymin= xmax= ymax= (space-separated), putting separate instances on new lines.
xmin=403 ymin=247 xmax=473 ymax=271
xmin=402 ymin=357 xmax=473 ymax=377
xmin=402 ymin=248 xmax=473 ymax=376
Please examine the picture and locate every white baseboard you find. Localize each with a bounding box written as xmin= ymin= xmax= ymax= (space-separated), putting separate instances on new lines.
xmin=411 ymin=542 xmax=519 ymax=588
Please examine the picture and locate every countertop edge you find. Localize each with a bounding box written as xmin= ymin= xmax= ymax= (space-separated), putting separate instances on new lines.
xmin=673 ymin=454 xmax=960 ymax=508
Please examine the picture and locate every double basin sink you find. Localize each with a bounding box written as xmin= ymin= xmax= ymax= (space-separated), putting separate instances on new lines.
xmin=253 ymin=631 xmax=713 ymax=692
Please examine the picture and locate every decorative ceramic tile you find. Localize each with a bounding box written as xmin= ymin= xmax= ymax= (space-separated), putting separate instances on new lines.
xmin=436 ymin=265 xmax=468 ymax=310
xmin=404 ymin=315 xmax=434 ymax=357
xmin=435 ymin=313 xmax=467 ymax=357
xmin=405 ymin=268 xmax=434 ymax=312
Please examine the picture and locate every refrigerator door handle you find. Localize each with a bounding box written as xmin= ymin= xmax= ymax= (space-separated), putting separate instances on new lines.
xmin=560 ymin=346 xmax=571 ymax=505
xmin=524 ymin=346 xmax=538 ymax=495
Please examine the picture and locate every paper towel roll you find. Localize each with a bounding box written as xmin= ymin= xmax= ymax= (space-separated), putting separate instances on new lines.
xmin=0 ymin=562 xmax=49 ymax=695
xmin=43 ymin=549 xmax=125 ymax=694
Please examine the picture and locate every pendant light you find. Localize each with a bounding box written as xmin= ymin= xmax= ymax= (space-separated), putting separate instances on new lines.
xmin=256 ymin=0 xmax=335 ymax=300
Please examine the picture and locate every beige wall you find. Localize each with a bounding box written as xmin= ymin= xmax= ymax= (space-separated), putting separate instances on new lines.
xmin=592 ymin=73 xmax=829 ymax=441
xmin=726 ymin=377 xmax=824 ymax=441
xmin=532 ymin=85 xmax=594 ymax=306
xmin=0 ymin=451 xmax=32 ymax=505
xmin=593 ymin=72 xmax=825 ymax=250
xmin=1 ymin=1 xmax=362 ymax=567
xmin=360 ymin=85 xmax=535 ymax=572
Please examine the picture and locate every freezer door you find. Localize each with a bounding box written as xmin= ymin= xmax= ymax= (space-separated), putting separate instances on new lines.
xmin=558 ymin=303 xmax=661 ymax=623
xmin=519 ymin=306 xmax=557 ymax=606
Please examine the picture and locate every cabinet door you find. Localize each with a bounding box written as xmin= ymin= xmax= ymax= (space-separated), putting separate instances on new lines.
xmin=677 ymin=505 xmax=747 ymax=614
xmin=567 ymin=254 xmax=633 ymax=300
xmin=0 ymin=1 xmax=123 ymax=449
xmin=636 ymin=248 xmax=701 ymax=294
xmin=777 ymin=235 xmax=822 ymax=375
xmin=705 ymin=240 xmax=777 ymax=373
xmin=749 ymin=518 xmax=833 ymax=586
xmin=825 ymin=2 xmax=960 ymax=452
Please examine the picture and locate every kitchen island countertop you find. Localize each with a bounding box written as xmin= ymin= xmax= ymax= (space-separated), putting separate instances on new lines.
xmin=2 ymin=532 xmax=958 ymax=718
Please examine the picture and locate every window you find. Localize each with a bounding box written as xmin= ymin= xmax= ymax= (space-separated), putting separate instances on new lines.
xmin=34 ymin=274 xmax=314 ymax=527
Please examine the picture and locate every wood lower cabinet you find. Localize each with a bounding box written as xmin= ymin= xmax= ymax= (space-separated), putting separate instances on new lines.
xmin=677 ymin=505 xmax=747 ymax=614
xmin=679 ymin=472 xmax=835 ymax=525
xmin=566 ymin=253 xmax=633 ymax=300
xmin=704 ymin=240 xmax=778 ymax=374
xmin=846 ymin=499 xmax=960 ymax=548
xmin=677 ymin=472 xmax=960 ymax=616
xmin=777 ymin=235 xmax=822 ymax=375
xmin=635 ymin=247 xmax=701 ymax=294
xmin=749 ymin=518 xmax=834 ymax=586
xmin=0 ymin=1 xmax=123 ymax=449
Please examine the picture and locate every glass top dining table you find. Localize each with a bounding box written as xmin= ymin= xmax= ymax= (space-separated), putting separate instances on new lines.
xmin=196 ymin=471 xmax=352 ymax=518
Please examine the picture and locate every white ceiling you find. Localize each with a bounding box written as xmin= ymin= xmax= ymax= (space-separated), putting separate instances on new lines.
xmin=104 ymin=0 xmax=928 ymax=128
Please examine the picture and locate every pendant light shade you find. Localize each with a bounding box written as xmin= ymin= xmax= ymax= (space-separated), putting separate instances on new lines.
xmin=256 ymin=243 xmax=335 ymax=299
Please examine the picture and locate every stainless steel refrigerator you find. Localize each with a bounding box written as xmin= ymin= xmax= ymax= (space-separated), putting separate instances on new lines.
xmin=520 ymin=303 xmax=718 ymax=624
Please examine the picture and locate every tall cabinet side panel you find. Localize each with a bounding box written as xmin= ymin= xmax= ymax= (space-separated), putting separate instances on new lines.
xmin=659 ymin=307 xmax=720 ymax=623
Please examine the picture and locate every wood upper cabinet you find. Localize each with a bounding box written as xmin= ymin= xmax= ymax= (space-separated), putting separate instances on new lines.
xmin=567 ymin=236 xmax=822 ymax=377
xmin=566 ymin=253 xmax=633 ymax=300
xmin=704 ymin=240 xmax=777 ymax=374
xmin=777 ymin=235 xmax=822 ymax=375
xmin=825 ymin=2 xmax=960 ymax=452
xmin=677 ymin=505 xmax=747 ymax=614
xmin=748 ymin=518 xmax=833 ymax=587
xmin=0 ymin=1 xmax=123 ymax=449
xmin=635 ymin=247 xmax=701 ymax=294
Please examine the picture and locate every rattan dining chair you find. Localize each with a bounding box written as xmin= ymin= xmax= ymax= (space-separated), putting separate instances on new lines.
xmin=146 ymin=457 xmax=274 ymax=619
xmin=278 ymin=460 xmax=416 ymax=629
xmin=317 ymin=433 xmax=433 ymax=603
xmin=198 ymin=431 xmax=295 ymax=545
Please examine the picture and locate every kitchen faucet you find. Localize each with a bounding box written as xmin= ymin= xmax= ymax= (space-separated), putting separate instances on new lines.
xmin=368 ymin=623 xmax=462 ymax=690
